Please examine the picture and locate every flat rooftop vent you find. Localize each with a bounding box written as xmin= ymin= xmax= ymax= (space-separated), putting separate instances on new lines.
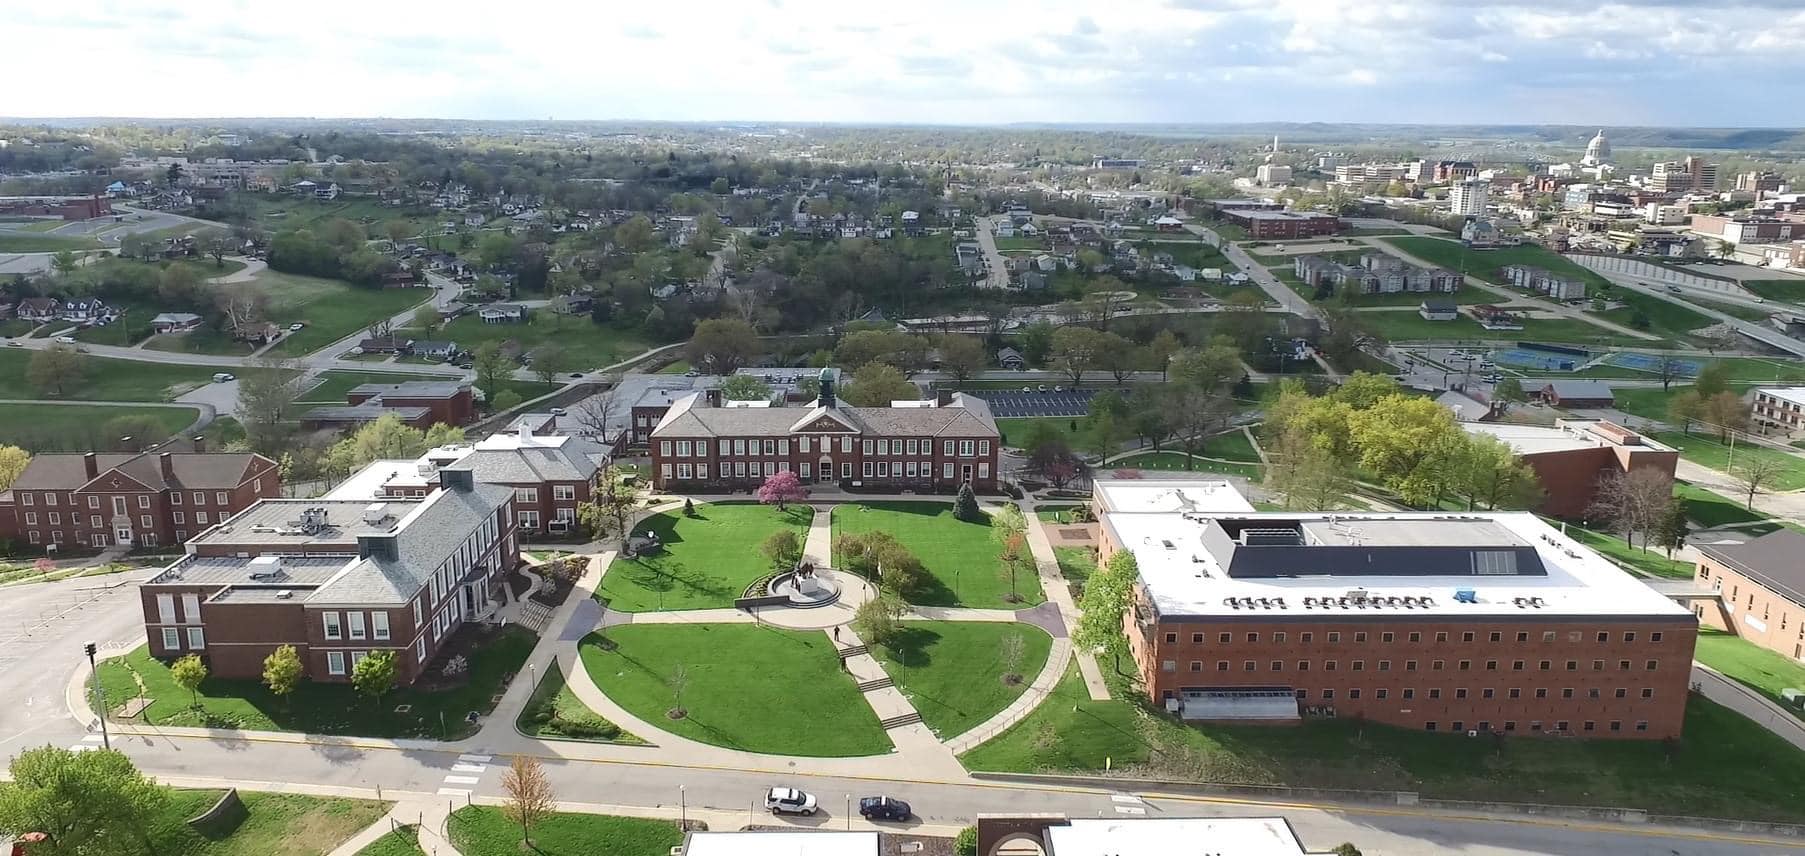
xmin=1238 ymin=527 xmax=1304 ymax=547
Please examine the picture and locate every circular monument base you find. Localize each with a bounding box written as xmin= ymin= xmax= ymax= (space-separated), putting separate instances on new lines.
xmin=767 ymin=570 xmax=843 ymax=608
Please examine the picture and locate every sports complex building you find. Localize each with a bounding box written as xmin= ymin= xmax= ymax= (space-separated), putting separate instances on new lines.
xmin=1093 ymin=480 xmax=1697 ymax=739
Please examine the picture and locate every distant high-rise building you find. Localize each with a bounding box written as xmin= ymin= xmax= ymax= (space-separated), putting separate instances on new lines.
xmin=1581 ymin=129 xmax=1613 ymax=166
xmin=1650 ymin=156 xmax=1718 ymax=193
xmin=1255 ymin=163 xmax=1293 ymax=186
xmin=1448 ymin=177 xmax=1490 ymax=216
xmin=1736 ymin=170 xmax=1785 ymax=195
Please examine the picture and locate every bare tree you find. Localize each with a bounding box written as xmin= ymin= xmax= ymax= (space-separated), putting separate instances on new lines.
xmin=501 ymin=756 xmax=556 ymax=849
xmin=668 ymin=665 xmax=691 ymax=719
xmin=215 ymin=288 xmax=270 ymax=341
xmin=1588 ymin=468 xmax=1675 ymax=549
xmin=570 ymin=374 xmax=621 ymax=442
xmin=1731 ymin=456 xmax=1787 ymax=511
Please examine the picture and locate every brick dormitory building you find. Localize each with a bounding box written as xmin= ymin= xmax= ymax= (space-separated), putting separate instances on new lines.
xmin=648 ymin=368 xmax=1002 ymax=493
xmin=137 ymin=466 xmax=518 ymax=685
xmin=0 ymin=444 xmax=280 ymax=550
xmin=1093 ymin=480 xmax=1697 ymax=739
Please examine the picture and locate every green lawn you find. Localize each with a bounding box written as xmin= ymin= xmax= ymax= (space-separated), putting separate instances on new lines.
xmin=355 ymin=826 xmax=425 ymax=856
xmin=1381 ymin=237 xmax=1609 ymax=291
xmin=1648 ymin=430 xmax=1805 ymax=490
xmin=0 ymin=403 xmax=198 ymax=451
xmin=93 ymin=627 xmax=536 ymax=739
xmin=1326 ymin=284 xmax=1489 ymax=308
xmin=1566 ymin=358 xmax=1805 ymax=383
xmin=1054 ymin=546 xmax=1096 ymax=585
xmin=448 ymin=806 xmax=681 ymax=856
xmin=144 ymin=327 xmax=257 ymax=356
xmin=1200 ymin=429 xmax=1262 ymax=462
xmin=297 ymin=370 xmax=447 ymax=404
xmin=0 ymin=348 xmax=222 ymax=401
xmin=1606 ymin=387 xmax=1680 ymax=423
xmin=1109 ymin=451 xmax=1263 ymax=479
xmin=1737 ymin=279 xmax=1805 ymax=303
xmin=1675 ymin=481 xmax=1766 ymax=528
xmin=401 ymin=312 xmax=653 ymax=371
xmin=1597 ymin=292 xmax=1717 ymax=341
xmin=961 ymin=662 xmax=1805 ymax=823
xmin=833 ymin=502 xmax=1046 ymax=608
xmin=580 ymin=624 xmax=890 ymax=756
xmin=0 ymin=233 xmax=102 ymax=252
xmin=870 ymin=621 xmax=1053 ymax=738
xmin=251 ymin=272 xmax=432 ymax=357
xmin=596 ymin=502 xmax=813 ymax=612
xmin=1559 ymin=522 xmax=1695 ymax=580
xmin=517 ymin=658 xmax=641 ymax=743
xmin=1355 ymin=310 xmax=1633 ymax=345
xmin=658 ymin=359 xmax=692 ymax=374
xmin=995 ymin=236 xmax=1048 ymax=252
xmin=1037 ymin=505 xmax=1084 ymax=523
xmin=997 ymin=416 xmax=1090 ymax=450
xmin=1696 ymin=629 xmax=1805 ymax=722
xmin=160 ymin=789 xmax=391 ymax=856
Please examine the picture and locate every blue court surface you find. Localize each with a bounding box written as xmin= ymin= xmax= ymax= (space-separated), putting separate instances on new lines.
xmin=1599 ymin=352 xmax=1702 ymax=377
xmin=1489 ymin=348 xmax=1580 ymax=372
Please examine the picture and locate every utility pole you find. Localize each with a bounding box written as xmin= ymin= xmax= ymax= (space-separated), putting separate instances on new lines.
xmin=84 ymin=642 xmax=109 ymax=750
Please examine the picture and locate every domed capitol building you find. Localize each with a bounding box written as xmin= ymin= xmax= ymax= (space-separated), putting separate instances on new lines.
xmin=1581 ymin=129 xmax=1612 ymax=166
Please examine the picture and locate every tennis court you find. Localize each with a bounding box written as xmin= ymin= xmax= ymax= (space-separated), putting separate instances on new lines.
xmin=1490 ymin=348 xmax=1581 ymax=372
xmin=1599 ymin=352 xmax=1702 ymax=377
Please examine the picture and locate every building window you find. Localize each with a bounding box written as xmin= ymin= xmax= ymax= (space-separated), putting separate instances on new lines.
xmin=863 ymin=439 xmax=875 ymax=455
xmin=1321 ymin=689 xmax=1334 ymax=699
xmin=1486 ymin=660 xmax=1498 ymax=671
xmin=1562 ymin=688 xmax=1575 ymax=698
xmin=373 ymin=612 xmax=390 ymax=641
xmin=327 ymin=651 xmax=346 ymax=675
xmin=800 ymin=437 xmax=811 ymax=453
xmin=844 ymin=463 xmax=853 ymax=479
xmin=1270 ymin=660 xmax=1282 ymax=671
xmin=348 ymin=612 xmax=367 ymax=640
xmin=186 ymin=627 xmax=205 ymax=650
xmin=1217 ymin=661 xmax=1229 ymax=671
xmin=1624 ymin=632 xmax=1637 ymax=642
xmin=553 ymin=485 xmax=576 ymax=501
xmin=47 ymin=512 xmax=59 ymax=526
xmin=22 ymin=513 xmax=33 ymax=526
xmin=173 ymin=511 xmax=185 ymax=524
xmin=677 ymin=464 xmax=692 ymax=479
xmin=1406 ymin=660 xmax=1418 ymax=671
xmin=1428 ymin=689 xmax=1441 ymax=699
xmin=86 ymin=496 xmax=98 ymax=509
xmin=1243 ymin=660 xmax=1256 ymax=671
xmin=659 ymin=442 xmax=672 ymax=457
xmin=215 ymin=491 xmax=228 ymax=505
xmin=842 ymin=437 xmax=852 ymax=453
xmin=1190 ymin=661 xmax=1202 ymax=672
xmin=1327 ymin=632 xmax=1340 ymax=643
xmin=960 ymin=440 xmax=975 ymax=456
xmin=1218 ymin=632 xmax=1231 ymax=643
xmin=1651 ymin=632 xmax=1663 ymax=642
xmin=1164 ymin=632 xmax=1177 ymax=643
xmin=661 ymin=464 xmax=673 ymax=479
xmin=514 ymin=487 xmax=538 ymax=503
xmin=877 ymin=440 xmax=889 ymax=455
xmin=941 ymin=463 xmax=952 ymax=479
xmin=863 ymin=462 xmax=874 ymax=478
xmin=518 ymin=511 xmax=541 ymax=530
xmin=1646 ymin=659 xmax=1658 ymax=671
xmin=161 ymin=627 xmax=180 ymax=650
xmin=139 ymin=515 xmax=151 ymax=529
xmin=1297 ymin=660 xmax=1309 ymax=671
xmin=196 ymin=511 xmax=208 ymax=525
xmin=676 ymin=440 xmax=692 ymax=457
xmin=1436 ymin=632 xmax=1447 ymax=643
xmin=1161 ymin=661 xmax=1175 ymax=673
xmin=1424 ymin=722 xmax=1437 ymax=732
xmin=943 ymin=440 xmax=955 ymax=456
xmin=1191 ymin=633 xmax=1204 ymax=643
xmin=1301 ymin=632 xmax=1313 ymax=643
xmin=323 ymin=612 xmax=342 ymax=640
xmin=1636 ymin=721 xmax=1649 ymax=732
xmin=1459 ymin=660 xmax=1471 ymax=671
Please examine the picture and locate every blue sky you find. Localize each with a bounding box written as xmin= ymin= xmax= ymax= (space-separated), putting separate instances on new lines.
xmin=8 ymin=0 xmax=1802 ymax=126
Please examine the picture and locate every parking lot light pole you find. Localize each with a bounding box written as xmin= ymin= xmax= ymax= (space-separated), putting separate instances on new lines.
xmin=84 ymin=642 xmax=109 ymax=750
xmin=845 ymin=794 xmax=851 ymax=830
xmin=680 ymin=785 xmax=686 ymax=829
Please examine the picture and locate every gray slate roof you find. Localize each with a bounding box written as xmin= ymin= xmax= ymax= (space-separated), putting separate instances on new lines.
xmin=1698 ymin=530 xmax=1805 ymax=608
xmin=12 ymin=451 xmax=270 ymax=492
xmin=456 ymin=439 xmax=607 ymax=484
xmin=350 ymin=381 xmax=468 ymax=400
xmin=651 ymin=393 xmax=997 ymax=439
xmin=311 ymin=481 xmax=512 ymax=605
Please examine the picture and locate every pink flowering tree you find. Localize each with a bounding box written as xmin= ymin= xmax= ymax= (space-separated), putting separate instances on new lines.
xmin=757 ymin=470 xmax=809 ymax=511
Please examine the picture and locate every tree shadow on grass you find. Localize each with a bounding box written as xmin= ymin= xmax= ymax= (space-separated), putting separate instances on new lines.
xmin=879 ymin=626 xmax=940 ymax=668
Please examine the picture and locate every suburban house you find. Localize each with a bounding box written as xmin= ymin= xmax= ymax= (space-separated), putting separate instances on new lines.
xmin=406 ymin=340 xmax=460 ymax=361
xmin=135 ymin=468 xmax=518 ymax=686
xmin=326 ymin=424 xmax=608 ymax=537
xmin=1461 ymin=419 xmax=1677 ymax=517
xmin=355 ymin=336 xmax=406 ymax=355
xmin=150 ymin=313 xmax=204 ymax=333
xmin=1471 ymin=304 xmax=1525 ymax=330
xmin=1418 ymin=297 xmax=1459 ymax=321
xmin=649 ymin=369 xmax=1002 ymax=493
xmin=478 ymin=305 xmax=529 ymax=324
xmin=61 ymin=298 xmax=117 ymax=324
xmin=292 ymin=179 xmax=340 ymax=200
xmin=997 ymin=347 xmax=1027 ymax=370
xmin=0 ymin=444 xmax=280 ymax=549
xmin=15 ymin=297 xmax=59 ymax=324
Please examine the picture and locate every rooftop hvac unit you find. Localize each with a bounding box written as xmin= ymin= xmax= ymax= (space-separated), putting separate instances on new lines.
xmin=1454 ymin=589 xmax=1478 ymax=604
xmin=275 ymin=590 xmax=293 ymax=600
xmin=362 ymin=503 xmax=388 ymax=525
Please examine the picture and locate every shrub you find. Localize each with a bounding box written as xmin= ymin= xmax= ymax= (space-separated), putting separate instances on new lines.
xmin=954 ymin=826 xmax=977 ymax=856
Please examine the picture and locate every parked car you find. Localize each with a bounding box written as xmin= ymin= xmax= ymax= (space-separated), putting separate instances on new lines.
xmin=212 ymin=372 xmax=235 ymax=383
xmin=53 ymin=336 xmax=76 ymax=345
xmin=289 ymin=322 xmax=306 ymax=331
xmin=549 ymin=407 xmax=567 ymax=416
xmin=1036 ymin=384 xmax=1048 ymax=392
xmin=764 ymin=787 xmax=817 ymax=816
xmin=858 ymin=796 xmax=911 ymax=821
xmin=569 ymin=372 xmax=583 ymax=379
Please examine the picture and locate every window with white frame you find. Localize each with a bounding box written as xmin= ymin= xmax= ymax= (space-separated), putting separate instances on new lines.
xmin=140 ymin=515 xmax=151 ymax=528
xmin=90 ymin=514 xmax=101 ymax=527
xmin=676 ymin=440 xmax=691 ymax=456
xmin=215 ymin=492 xmax=228 ymax=505
xmin=187 ymin=627 xmax=205 ymax=649
xmin=182 ymin=594 xmax=200 ymax=622
xmin=960 ymin=440 xmax=975 ymax=456
xmin=718 ymin=439 xmax=730 ymax=454
xmin=979 ymin=440 xmax=990 ymax=455
xmin=196 ymin=511 xmax=208 ymax=525
xmin=877 ymin=439 xmax=889 ymax=455
xmin=943 ymin=463 xmax=955 ymax=479
xmin=552 ymin=484 xmax=575 ymax=501
xmin=943 ymin=440 xmax=954 ymax=455
xmin=139 ymin=495 xmax=151 ymax=509
xmin=841 ymin=462 xmax=851 ymax=479
xmin=519 ymin=510 xmax=541 ymax=530
xmin=514 ymin=487 xmax=538 ymax=503
xmin=351 ymin=651 xmax=368 ymax=669
xmin=906 ymin=461 xmax=917 ymax=478
xmin=698 ymin=464 xmax=709 ymax=479
xmin=156 ymin=594 xmax=176 ymax=624
xmin=659 ymin=441 xmax=672 ymax=456
xmin=735 ymin=461 xmax=747 ymax=478
xmin=27 ymin=531 xmax=38 ymax=544
xmin=555 ymin=507 xmax=575 ymax=521
xmin=863 ymin=462 xmax=874 ymax=477
xmin=877 ymin=462 xmax=889 ymax=477
xmin=327 ymin=651 xmax=346 ymax=675
xmin=778 ymin=439 xmax=788 ymax=455
xmin=415 ymin=636 xmax=427 ymax=662
xmin=170 ymin=492 xmax=181 ymax=505
xmin=863 ymin=439 xmax=874 ymax=454
xmin=412 ymin=597 xmax=422 ymax=626
xmin=979 ymin=463 xmax=990 ymax=478
xmin=660 ymin=464 xmax=672 ymax=479
xmin=763 ymin=439 xmax=775 ymax=455
xmin=44 ymin=493 xmax=55 ymax=506
xmin=734 ymin=439 xmax=745 ymax=455
xmin=323 ymin=611 xmax=342 ymax=640
xmin=22 ymin=513 xmax=34 ymax=526
xmin=46 ymin=512 xmax=57 ymax=526
xmin=373 ymin=612 xmax=390 ymax=641
xmin=192 ymin=491 xmax=204 ymax=505
xmin=348 ymin=611 xmax=366 ymax=640
xmin=906 ymin=439 xmax=918 ymax=455
xmin=677 ymin=463 xmax=692 ymax=479
xmin=801 ymin=463 xmax=812 ymax=478
xmin=799 ymin=436 xmax=810 ymax=453
xmin=840 ymin=436 xmax=852 ymax=453
xmin=161 ymin=627 xmax=181 ymax=650
xmin=779 ymin=462 xmax=790 ymax=473
xmin=173 ymin=511 xmax=185 ymax=524
xmin=87 ymin=496 xmax=99 ymax=509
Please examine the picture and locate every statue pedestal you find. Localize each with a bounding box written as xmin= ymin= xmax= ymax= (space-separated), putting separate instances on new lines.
xmin=797 ymin=574 xmax=825 ymax=597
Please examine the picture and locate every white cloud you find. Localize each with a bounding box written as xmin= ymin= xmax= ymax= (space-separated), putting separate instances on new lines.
xmin=2 ymin=0 xmax=1802 ymax=124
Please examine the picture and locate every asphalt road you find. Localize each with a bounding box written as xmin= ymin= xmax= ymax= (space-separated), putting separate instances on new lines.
xmin=1181 ymin=223 xmax=1319 ymax=319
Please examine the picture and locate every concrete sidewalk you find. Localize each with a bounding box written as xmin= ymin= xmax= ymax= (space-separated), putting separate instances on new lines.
xmin=1018 ymin=497 xmax=1107 ymax=700
xmin=327 ymin=799 xmax=460 ymax=856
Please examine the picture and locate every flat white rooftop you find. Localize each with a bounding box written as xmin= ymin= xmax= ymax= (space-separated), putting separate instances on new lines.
xmin=1462 ymin=420 xmax=1674 ymax=456
xmin=1759 ymin=387 xmax=1805 ymax=408
xmin=324 ymin=459 xmax=430 ymax=500
xmin=1103 ymin=484 xmax=1690 ymax=621
xmin=1094 ymin=479 xmax=1255 ymax=515
xmin=680 ymin=831 xmax=875 ymax=856
xmin=1048 ymin=817 xmax=1322 ymax=856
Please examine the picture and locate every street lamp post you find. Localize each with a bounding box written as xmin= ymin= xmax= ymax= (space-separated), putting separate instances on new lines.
xmin=845 ymin=794 xmax=851 ymax=830
xmin=84 ymin=642 xmax=109 ymax=750
xmin=680 ymin=785 xmax=686 ymax=829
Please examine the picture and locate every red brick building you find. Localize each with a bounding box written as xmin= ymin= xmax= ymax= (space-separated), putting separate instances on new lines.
xmin=1462 ymin=420 xmax=1679 ymax=518
xmin=1094 ymin=480 xmax=1697 ymax=739
xmin=302 ymin=381 xmax=476 ymax=430
xmin=649 ymin=371 xmax=1001 ymax=494
xmin=1219 ymin=209 xmax=1344 ymax=239
xmin=1693 ymin=531 xmax=1805 ymax=660
xmin=0 ymin=446 xmax=279 ymax=550
xmin=137 ymin=467 xmax=518 ymax=685
xmin=0 ymin=196 xmax=113 ymax=220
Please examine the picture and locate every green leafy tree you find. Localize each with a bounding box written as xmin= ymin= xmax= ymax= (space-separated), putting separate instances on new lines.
xmin=1146 ymin=329 xmax=1181 ymax=380
xmin=28 ymin=345 xmax=88 ymax=398
xmin=0 ymin=746 xmax=169 ymax=856
xmin=324 ymin=412 xmax=432 ymax=476
xmin=491 ymin=390 xmax=523 ymax=412
xmin=1494 ymin=377 xmax=1527 ymax=406
xmin=936 ymin=334 xmax=987 ymax=384
xmin=842 ymin=362 xmax=918 ymax=407
xmin=50 ymin=250 xmax=80 ymax=278
xmin=352 ymin=650 xmax=398 ymax=708
xmin=1694 ymin=361 xmax=1732 ymax=399
xmin=1019 ymin=320 xmax=1055 ymax=366
xmin=531 ymin=344 xmax=571 ymax=388
xmin=953 ymin=482 xmax=983 ymax=522
xmin=1666 ymin=389 xmax=1703 ymax=435
xmin=170 ymin=653 xmax=208 ymax=707
xmin=472 ymin=342 xmax=514 ymax=402
xmin=1655 ymin=497 xmax=1689 ymax=558
xmin=1049 ymin=326 xmax=1102 ymax=385
xmin=411 ymin=305 xmax=441 ymax=338
xmin=719 ymin=374 xmax=772 ymax=401
xmin=1075 ymin=550 xmax=1138 ymax=672
xmin=577 ymin=465 xmax=640 ymax=550
xmin=0 ymin=445 xmax=28 ymax=492
xmin=852 ymin=594 xmax=907 ymax=648
xmin=262 ymin=644 xmax=303 ymax=708
xmin=685 ymin=318 xmax=759 ymax=375
xmin=761 ymin=529 xmax=802 ymax=573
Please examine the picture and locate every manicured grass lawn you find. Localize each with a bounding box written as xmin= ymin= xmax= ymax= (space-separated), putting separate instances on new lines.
xmin=1325 ymin=284 xmax=1489 ymax=308
xmin=1740 ymin=279 xmax=1805 ymax=303
xmin=833 ymin=502 xmax=1046 ymax=608
xmin=658 ymin=359 xmax=692 ymax=374
xmin=355 ymin=826 xmax=424 ymax=856
xmin=449 ymin=806 xmax=681 ymax=856
xmin=1648 ymin=430 xmax=1805 ymax=490
xmin=403 ymin=312 xmax=654 ymax=370
xmin=0 ymin=233 xmax=102 ymax=252
xmin=253 ymin=272 xmax=432 ymax=357
xmin=93 ymin=627 xmax=537 ymax=739
xmin=997 ymin=416 xmax=1090 ymax=450
xmin=580 ymin=624 xmax=890 ymax=756
xmin=0 ymin=348 xmax=222 ymax=401
xmin=1675 ymin=481 xmax=1766 ymax=528
xmin=1109 ymin=451 xmax=1263 ymax=479
xmin=1037 ymin=505 xmax=1083 ymax=523
xmin=0 ymin=403 xmax=198 ymax=450
xmin=1597 ymin=292 xmax=1716 ymax=340
xmin=160 ymin=789 xmax=391 ymax=856
xmin=1606 ymin=386 xmax=1678 ymax=423
xmin=1355 ymin=310 xmax=1631 ymax=345
xmin=298 ymin=370 xmax=446 ymax=404
xmin=871 ymin=621 xmax=1052 ymax=738
xmin=963 ymin=664 xmax=1805 ymax=822
xmin=596 ymin=502 xmax=813 ymax=612
xmin=995 ymin=236 xmax=1048 ymax=252
xmin=517 ymin=658 xmax=641 ymax=743
xmin=1559 ymin=522 xmax=1695 ymax=579
xmin=1382 ymin=237 xmax=1609 ymax=291
xmin=144 ymin=327 xmax=256 ymax=356
xmin=1696 ymin=629 xmax=1805 ymax=722
xmin=1200 ymin=429 xmax=1261 ymax=462
xmin=1054 ymin=546 xmax=1096 ymax=587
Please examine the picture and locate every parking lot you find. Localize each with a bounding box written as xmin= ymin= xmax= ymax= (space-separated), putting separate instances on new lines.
xmin=973 ymin=388 xmax=1097 ymax=418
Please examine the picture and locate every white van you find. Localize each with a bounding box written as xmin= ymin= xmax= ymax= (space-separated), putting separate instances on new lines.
xmin=212 ymin=372 xmax=235 ymax=383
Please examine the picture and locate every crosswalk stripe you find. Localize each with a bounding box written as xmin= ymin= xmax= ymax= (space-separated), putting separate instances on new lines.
xmin=456 ymin=754 xmax=492 ymax=763
xmin=437 ymin=787 xmax=471 ymax=796
xmin=1109 ymin=794 xmax=1141 ymax=804
xmin=443 ymin=775 xmax=480 ymax=785
xmin=1114 ymin=806 xmax=1147 ymax=815
xmin=451 ymin=763 xmax=486 ymax=773
xmin=80 ymin=735 xmax=104 ymax=743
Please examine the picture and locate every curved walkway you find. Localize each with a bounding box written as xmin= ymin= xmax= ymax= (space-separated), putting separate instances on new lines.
xmin=206 ymin=256 xmax=266 ymax=284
